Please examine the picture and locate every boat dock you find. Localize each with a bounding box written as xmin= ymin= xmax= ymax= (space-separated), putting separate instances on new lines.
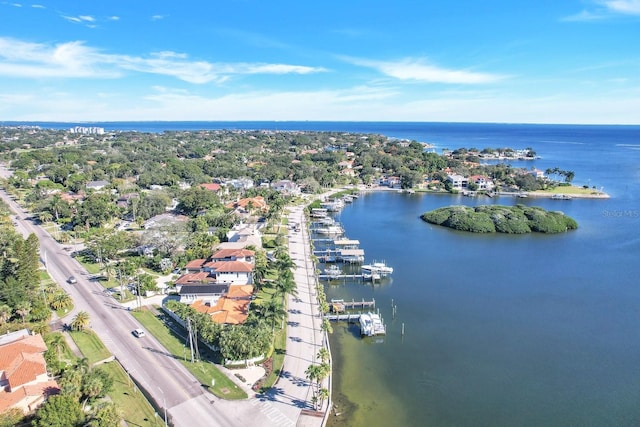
xmin=330 ymin=298 xmax=376 ymax=312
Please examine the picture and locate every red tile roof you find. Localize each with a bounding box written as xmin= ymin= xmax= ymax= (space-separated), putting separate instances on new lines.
xmin=211 ymin=248 xmax=255 ymax=260
xmin=199 ymin=183 xmax=221 ymax=192
xmin=190 ymin=285 xmax=254 ymax=325
xmin=0 ymin=334 xmax=59 ymax=413
xmin=204 ymin=261 xmax=254 ymax=273
xmin=175 ymin=272 xmax=215 ymax=285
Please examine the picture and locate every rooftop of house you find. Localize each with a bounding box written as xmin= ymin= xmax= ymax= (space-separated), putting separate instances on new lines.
xmin=0 ymin=334 xmax=49 ymax=391
xmin=211 ymin=248 xmax=255 ymax=260
xmin=179 ymin=283 xmax=230 ymax=295
xmin=190 ymin=284 xmax=254 ymax=325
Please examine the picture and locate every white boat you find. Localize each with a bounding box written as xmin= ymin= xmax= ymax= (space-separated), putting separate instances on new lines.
xmin=316 ymin=225 xmax=344 ymax=235
xmin=361 ymin=261 xmax=393 ymax=276
xmin=359 ymin=313 xmax=386 ymax=336
xmin=324 ymin=265 xmax=342 ymax=278
xmin=362 ymin=271 xmax=381 ymax=281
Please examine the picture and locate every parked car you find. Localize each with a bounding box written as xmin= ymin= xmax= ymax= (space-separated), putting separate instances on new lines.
xmin=132 ymin=329 xmax=146 ymax=338
xmin=67 ymin=276 xmax=77 ymax=284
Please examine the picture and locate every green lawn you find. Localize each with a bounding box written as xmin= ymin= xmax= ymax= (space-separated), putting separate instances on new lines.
xmin=131 ymin=308 xmax=247 ymax=400
xmin=260 ymin=326 xmax=287 ymax=391
xmin=531 ymin=185 xmax=607 ymax=196
xmin=68 ymin=330 xmax=112 ymax=364
xmin=100 ymin=361 xmax=164 ymax=427
xmin=44 ymin=332 xmax=77 ymax=365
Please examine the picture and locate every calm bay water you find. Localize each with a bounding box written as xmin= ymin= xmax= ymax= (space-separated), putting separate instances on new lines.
xmin=7 ymin=120 xmax=640 ymax=425
xmin=319 ymin=125 xmax=640 ymax=427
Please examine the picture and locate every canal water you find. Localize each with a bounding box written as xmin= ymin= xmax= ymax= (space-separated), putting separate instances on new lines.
xmin=323 ymin=125 xmax=640 ymax=427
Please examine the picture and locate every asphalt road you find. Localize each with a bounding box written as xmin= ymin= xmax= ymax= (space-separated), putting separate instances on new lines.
xmin=0 ymin=186 xmax=253 ymax=426
xmin=0 ymin=170 xmax=330 ymax=426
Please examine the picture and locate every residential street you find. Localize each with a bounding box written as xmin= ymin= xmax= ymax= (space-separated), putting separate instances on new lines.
xmin=0 ymin=174 xmax=328 ymax=426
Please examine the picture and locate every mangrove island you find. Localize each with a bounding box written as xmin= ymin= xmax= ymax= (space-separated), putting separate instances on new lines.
xmin=421 ymin=204 xmax=578 ymax=234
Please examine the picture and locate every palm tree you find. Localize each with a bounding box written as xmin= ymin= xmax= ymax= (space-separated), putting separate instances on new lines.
xmin=317 ymin=387 xmax=330 ymax=410
xmin=273 ymin=277 xmax=298 ymax=307
xmin=317 ymin=347 xmax=330 ymax=364
xmin=51 ymin=292 xmax=73 ymax=311
xmin=15 ymin=301 xmax=31 ymax=324
xmin=0 ymin=304 xmax=11 ymax=325
xmin=38 ymin=210 xmax=53 ymax=224
xmin=49 ymin=333 xmax=66 ymax=359
xmin=71 ymin=311 xmax=90 ymax=331
xmin=256 ymin=299 xmax=286 ymax=331
xmin=31 ymin=322 xmax=50 ymax=335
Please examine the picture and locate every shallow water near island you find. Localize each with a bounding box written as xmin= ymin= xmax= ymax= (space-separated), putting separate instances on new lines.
xmin=325 ymin=189 xmax=640 ymax=427
xmin=320 ymin=123 xmax=640 ymax=427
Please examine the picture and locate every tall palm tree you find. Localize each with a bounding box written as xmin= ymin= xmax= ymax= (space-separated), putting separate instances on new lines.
xmin=48 ymin=333 xmax=66 ymax=359
xmin=15 ymin=301 xmax=31 ymax=324
xmin=70 ymin=311 xmax=90 ymax=331
xmin=51 ymin=292 xmax=72 ymax=311
xmin=317 ymin=347 xmax=330 ymax=364
xmin=0 ymin=304 xmax=11 ymax=325
xmin=273 ymin=277 xmax=298 ymax=306
xmin=256 ymin=299 xmax=286 ymax=331
xmin=317 ymin=387 xmax=329 ymax=410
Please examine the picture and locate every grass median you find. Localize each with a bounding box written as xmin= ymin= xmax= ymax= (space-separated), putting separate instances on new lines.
xmin=131 ymin=307 xmax=247 ymax=400
xmin=68 ymin=330 xmax=112 ymax=364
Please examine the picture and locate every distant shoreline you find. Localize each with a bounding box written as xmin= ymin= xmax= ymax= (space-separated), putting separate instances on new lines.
xmin=356 ymin=185 xmax=610 ymax=199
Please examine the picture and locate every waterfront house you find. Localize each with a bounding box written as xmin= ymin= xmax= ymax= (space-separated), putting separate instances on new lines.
xmin=447 ymin=174 xmax=469 ymax=190
xmin=179 ymin=283 xmax=229 ymax=304
xmin=272 ymin=179 xmax=301 ymax=195
xmin=190 ymin=284 xmax=254 ymax=325
xmin=469 ymin=175 xmax=495 ymax=190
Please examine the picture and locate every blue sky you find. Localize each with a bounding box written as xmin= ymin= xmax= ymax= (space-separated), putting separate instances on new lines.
xmin=0 ymin=0 xmax=639 ymax=124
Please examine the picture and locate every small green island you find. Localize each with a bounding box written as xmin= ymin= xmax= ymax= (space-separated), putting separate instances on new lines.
xmin=421 ymin=204 xmax=578 ymax=234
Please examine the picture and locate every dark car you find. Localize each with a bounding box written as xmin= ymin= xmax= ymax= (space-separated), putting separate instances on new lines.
xmin=67 ymin=276 xmax=77 ymax=284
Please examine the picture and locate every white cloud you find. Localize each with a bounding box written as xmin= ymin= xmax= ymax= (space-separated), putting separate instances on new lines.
xmin=62 ymin=15 xmax=96 ymax=24
xmin=4 ymin=85 xmax=639 ymax=124
xmin=31 ymin=4 xmax=45 ymax=8
xmin=0 ymin=37 xmax=326 ymax=83
xmin=602 ymin=0 xmax=640 ymax=14
xmin=108 ymin=16 xmax=119 ymax=21
xmin=151 ymin=14 xmax=166 ymax=21
xmin=564 ymin=0 xmax=640 ymax=20
xmin=562 ymin=10 xmax=605 ymax=21
xmin=344 ymin=57 xmax=505 ymax=84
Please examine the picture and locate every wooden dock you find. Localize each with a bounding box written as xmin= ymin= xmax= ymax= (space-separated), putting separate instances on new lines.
xmin=329 ymin=298 xmax=375 ymax=313
xmin=318 ymin=274 xmax=364 ymax=280
xmin=324 ymin=313 xmax=362 ymax=322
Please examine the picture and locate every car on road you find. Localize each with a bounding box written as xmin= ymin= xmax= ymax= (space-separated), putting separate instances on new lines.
xmin=132 ymin=329 xmax=146 ymax=338
xmin=67 ymin=276 xmax=77 ymax=284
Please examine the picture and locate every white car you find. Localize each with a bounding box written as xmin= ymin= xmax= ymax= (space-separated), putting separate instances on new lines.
xmin=132 ymin=329 xmax=146 ymax=338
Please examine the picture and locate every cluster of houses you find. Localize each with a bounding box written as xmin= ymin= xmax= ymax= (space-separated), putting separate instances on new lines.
xmin=0 ymin=330 xmax=59 ymax=415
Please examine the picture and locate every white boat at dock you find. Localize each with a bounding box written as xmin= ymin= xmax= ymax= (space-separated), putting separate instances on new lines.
xmin=324 ymin=265 xmax=342 ymax=278
xmin=359 ymin=312 xmax=386 ymax=336
xmin=361 ymin=261 xmax=393 ymax=276
xmin=316 ymin=225 xmax=344 ymax=235
xmin=362 ymin=271 xmax=381 ymax=281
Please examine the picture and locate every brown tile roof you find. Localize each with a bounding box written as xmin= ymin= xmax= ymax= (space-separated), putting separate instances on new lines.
xmin=0 ymin=334 xmax=59 ymax=413
xmin=190 ymin=285 xmax=254 ymax=325
xmin=224 ymin=196 xmax=269 ymax=211
xmin=204 ymin=261 xmax=254 ymax=273
xmin=185 ymin=259 xmax=206 ymax=269
xmin=211 ymin=248 xmax=255 ymax=260
xmin=199 ymin=183 xmax=221 ymax=192
xmin=175 ymin=272 xmax=215 ymax=285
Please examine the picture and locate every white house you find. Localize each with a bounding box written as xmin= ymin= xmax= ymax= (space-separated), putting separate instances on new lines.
xmin=447 ymin=174 xmax=469 ymax=190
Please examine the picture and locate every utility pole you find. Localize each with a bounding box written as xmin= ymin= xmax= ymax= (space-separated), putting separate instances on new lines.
xmin=158 ymin=387 xmax=168 ymax=427
xmin=187 ymin=318 xmax=195 ymax=363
